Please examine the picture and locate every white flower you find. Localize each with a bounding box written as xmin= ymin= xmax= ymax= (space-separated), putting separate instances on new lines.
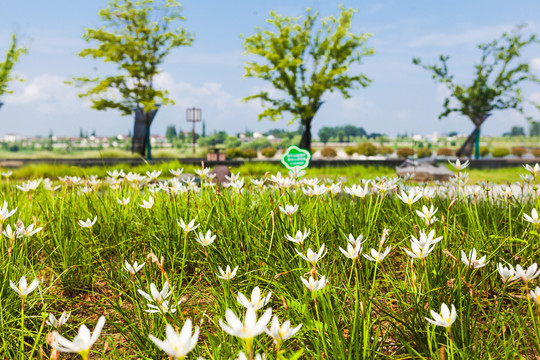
xmin=328 ymin=182 xmax=342 ymax=195
xmin=410 ymin=229 xmax=443 ymax=250
xmin=449 ymin=159 xmax=470 ymax=171
xmin=15 ymin=220 xmax=43 ymax=237
xmin=529 ymin=286 xmax=540 ymax=305
xmin=42 ymin=178 xmax=61 ymax=191
xmin=123 ymin=260 xmax=145 ymax=274
xmin=265 ymin=315 xmax=302 ymax=343
xmin=145 ymin=300 xmax=178 ymax=314
xmin=288 ymin=168 xmax=306 ymax=179
xmin=284 ymin=228 xmax=310 ymax=244
xmin=225 ymin=172 xmax=241 ymax=182
xmin=460 ymin=249 xmax=488 ymax=269
xmin=169 ymin=168 xmax=184 ymax=177
xmin=523 ymin=163 xmax=540 ymax=176
xmin=117 ymin=197 xmax=130 ymax=205
xmin=237 ymin=286 xmax=272 ymax=311
xmin=107 ymin=169 xmax=125 ymax=179
xmin=404 ymin=241 xmax=435 ymax=260
xmin=301 ymin=275 xmax=327 ymax=292
xmin=303 ymin=185 xmax=327 ymax=197
xmin=195 ymin=230 xmax=216 ymax=246
xmin=149 ymin=320 xmax=199 ymax=359
xmin=496 ymin=263 xmax=518 ymax=283
xmin=344 ymin=184 xmax=370 ymax=198
xmin=219 ymin=307 xmax=272 ymax=340
xmin=237 ymin=352 xmax=266 ymax=360
xmin=3 ymin=224 xmax=16 ymax=240
xmin=279 ymin=204 xmax=299 ymax=216
xmin=339 ymin=242 xmax=363 ymax=260
xmin=10 ymin=275 xmax=39 ymax=298
xmin=126 ymin=172 xmax=144 ymax=182
xmin=194 ymin=167 xmax=211 ymax=178
xmin=216 ymin=265 xmax=238 ymax=281
xmin=345 ymin=233 xmax=367 ymax=247
xmin=51 ymin=316 xmax=106 ymax=356
xmin=363 ymin=247 xmax=391 ymax=263
xmin=251 ymin=179 xmax=266 ymax=189
xmin=426 ymin=303 xmax=457 ymax=328
xmin=138 ymin=281 xmax=172 ymax=304
xmin=1 ymin=171 xmax=12 ymax=177
xmin=396 ymin=189 xmax=422 ymax=206
xmin=523 ymin=209 xmax=540 ymax=224
xmin=295 ymin=244 xmax=327 ymax=265
xmin=0 ymin=200 xmax=17 ymax=222
xmin=515 ymin=263 xmax=540 ymax=283
xmin=47 ymin=311 xmax=71 ymax=329
xmin=177 ymin=218 xmax=200 ymax=233
xmin=146 ymin=170 xmax=162 ymax=180
xmin=78 ymin=216 xmax=97 ymax=228
xmin=16 ymin=179 xmax=41 ymax=192
xmin=139 ymin=196 xmax=154 ymax=209
xmin=416 ymin=205 xmax=439 ymax=226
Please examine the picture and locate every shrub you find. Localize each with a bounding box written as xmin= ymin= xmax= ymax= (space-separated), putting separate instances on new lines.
xmin=321 ymin=146 xmax=337 ymax=158
xmin=344 ymin=146 xmax=357 ymax=156
xmin=436 ymin=147 xmax=453 ymax=156
xmin=416 ymin=148 xmax=432 ymax=158
xmin=511 ymin=146 xmax=527 ymax=158
xmin=241 ymin=148 xmax=258 ymax=159
xmin=532 ymin=148 xmax=540 ymax=158
xmin=260 ymin=147 xmax=277 ymax=158
xmin=378 ymin=146 xmax=394 ymax=156
xmin=491 ymin=147 xmax=510 ymax=158
xmin=479 ymin=146 xmax=490 ymax=157
xmin=357 ymin=142 xmax=378 ymax=156
xmin=242 ymin=138 xmax=271 ymax=150
xmin=225 ymin=147 xmax=243 ymax=159
xmin=396 ymin=147 xmax=414 ymax=159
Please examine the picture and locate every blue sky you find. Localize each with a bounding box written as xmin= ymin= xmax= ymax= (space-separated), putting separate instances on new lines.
xmin=1 ymin=0 xmax=540 ymax=138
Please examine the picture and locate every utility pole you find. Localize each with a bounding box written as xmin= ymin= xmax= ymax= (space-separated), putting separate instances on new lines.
xmin=186 ymin=107 xmax=201 ymax=155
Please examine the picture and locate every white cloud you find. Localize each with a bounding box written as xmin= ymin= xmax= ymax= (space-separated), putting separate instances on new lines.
xmin=6 ymin=74 xmax=79 ymax=108
xmin=407 ymin=24 xmax=514 ymax=48
xmin=340 ymin=96 xmax=375 ymax=119
xmin=529 ymin=91 xmax=540 ymax=104
xmin=531 ymin=58 xmax=540 ymax=73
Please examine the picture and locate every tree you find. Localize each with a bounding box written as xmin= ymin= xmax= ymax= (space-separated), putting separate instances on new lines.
xmin=503 ymin=126 xmax=525 ymax=137
xmin=530 ymin=122 xmax=540 ymax=137
xmin=72 ymin=0 xmax=193 ymax=159
xmin=165 ymin=124 xmax=177 ymax=141
xmin=318 ymin=127 xmax=332 ymax=144
xmin=242 ymin=6 xmax=374 ymax=152
xmin=413 ymin=26 xmax=537 ymax=159
xmin=0 ymin=34 xmax=27 ymax=108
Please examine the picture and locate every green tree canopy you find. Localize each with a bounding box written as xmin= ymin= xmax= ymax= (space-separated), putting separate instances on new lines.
xmin=72 ymin=0 xmax=193 ymax=158
xmin=413 ymin=26 xmax=537 ymax=158
xmin=242 ymin=6 xmax=374 ymax=152
xmin=0 ymin=34 xmax=27 ymax=104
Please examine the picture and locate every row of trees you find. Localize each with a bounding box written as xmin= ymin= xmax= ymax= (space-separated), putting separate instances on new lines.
xmin=1 ymin=0 xmax=539 ymax=159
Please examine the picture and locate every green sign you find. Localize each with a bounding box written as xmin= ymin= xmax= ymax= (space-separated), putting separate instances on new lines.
xmin=281 ymin=145 xmax=311 ymax=170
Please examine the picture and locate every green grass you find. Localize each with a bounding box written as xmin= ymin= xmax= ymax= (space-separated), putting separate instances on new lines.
xmin=0 ymin=166 xmax=540 ymax=359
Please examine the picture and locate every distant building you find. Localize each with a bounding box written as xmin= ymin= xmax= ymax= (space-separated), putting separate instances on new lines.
xmin=3 ymin=133 xmax=20 ymax=143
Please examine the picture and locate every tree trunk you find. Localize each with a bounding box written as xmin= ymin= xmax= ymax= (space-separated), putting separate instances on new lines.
xmin=131 ymin=106 xmax=160 ymax=158
xmin=131 ymin=108 xmax=147 ymax=157
xmin=298 ymin=117 xmax=313 ymax=153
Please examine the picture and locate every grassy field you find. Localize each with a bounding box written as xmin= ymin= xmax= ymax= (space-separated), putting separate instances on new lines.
xmin=0 ymin=160 xmax=531 ymax=185
xmin=1 ymin=163 xmax=539 ymax=359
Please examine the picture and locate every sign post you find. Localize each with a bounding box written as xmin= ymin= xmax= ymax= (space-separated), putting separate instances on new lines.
xmin=281 ymin=145 xmax=311 ymax=171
